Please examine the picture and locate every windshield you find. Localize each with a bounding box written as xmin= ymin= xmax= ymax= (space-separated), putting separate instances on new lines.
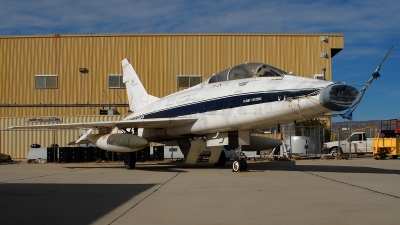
xmin=208 ymin=62 xmax=287 ymax=84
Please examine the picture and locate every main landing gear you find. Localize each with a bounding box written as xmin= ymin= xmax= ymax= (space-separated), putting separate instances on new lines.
xmin=232 ymin=145 xmax=248 ymax=172
xmin=124 ymin=152 xmax=137 ymax=170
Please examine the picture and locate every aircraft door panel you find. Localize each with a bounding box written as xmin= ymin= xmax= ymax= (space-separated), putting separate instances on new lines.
xmin=256 ymin=102 xmax=268 ymax=119
xmin=195 ymin=90 xmax=207 ymax=102
xmin=231 ymin=116 xmax=239 ymax=127
xmin=191 ymin=116 xmax=206 ymax=133
xmin=231 ymin=86 xmax=243 ymax=95
xmin=289 ymin=99 xmax=301 ymax=115
xmin=228 ymin=112 xmax=240 ymax=128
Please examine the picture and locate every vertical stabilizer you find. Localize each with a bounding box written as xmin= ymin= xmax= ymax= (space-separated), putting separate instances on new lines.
xmin=121 ymin=58 xmax=159 ymax=112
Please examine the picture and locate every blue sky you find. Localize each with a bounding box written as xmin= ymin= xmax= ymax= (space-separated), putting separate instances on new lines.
xmin=1 ymin=0 xmax=399 ymax=121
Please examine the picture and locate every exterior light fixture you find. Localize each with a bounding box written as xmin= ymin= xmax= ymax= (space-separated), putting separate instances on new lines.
xmin=79 ymin=68 xmax=88 ymax=73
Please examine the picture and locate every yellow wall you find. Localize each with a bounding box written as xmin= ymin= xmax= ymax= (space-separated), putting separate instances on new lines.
xmin=0 ymin=33 xmax=343 ymax=117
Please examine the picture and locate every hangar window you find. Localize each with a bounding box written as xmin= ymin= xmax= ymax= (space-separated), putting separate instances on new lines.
xmin=35 ymin=75 xmax=58 ymax=89
xmin=108 ymin=74 xmax=125 ymax=88
xmin=177 ymin=75 xmax=202 ymax=88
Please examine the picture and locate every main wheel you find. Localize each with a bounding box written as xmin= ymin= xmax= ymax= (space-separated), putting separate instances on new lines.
xmin=232 ymin=160 xmax=241 ymax=172
xmin=124 ymin=152 xmax=137 ymax=170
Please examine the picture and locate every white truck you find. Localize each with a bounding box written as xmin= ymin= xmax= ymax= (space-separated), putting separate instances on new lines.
xmin=323 ymin=132 xmax=373 ymax=156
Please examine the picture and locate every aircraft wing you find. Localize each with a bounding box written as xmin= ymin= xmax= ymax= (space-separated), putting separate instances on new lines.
xmin=6 ymin=117 xmax=197 ymax=130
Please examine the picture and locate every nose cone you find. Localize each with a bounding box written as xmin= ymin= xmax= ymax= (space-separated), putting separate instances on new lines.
xmin=320 ymin=83 xmax=359 ymax=111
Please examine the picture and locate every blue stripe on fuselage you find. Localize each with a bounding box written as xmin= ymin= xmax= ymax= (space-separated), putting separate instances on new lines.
xmin=138 ymin=89 xmax=318 ymax=119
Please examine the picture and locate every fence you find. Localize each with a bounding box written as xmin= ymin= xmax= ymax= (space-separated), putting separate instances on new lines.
xmin=330 ymin=125 xmax=379 ymax=141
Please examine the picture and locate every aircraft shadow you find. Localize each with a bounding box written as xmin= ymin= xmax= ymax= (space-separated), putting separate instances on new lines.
xmin=0 ymin=183 xmax=156 ymax=225
xmin=251 ymin=160 xmax=400 ymax=175
xmin=64 ymin=160 xmax=400 ymax=175
xmin=139 ymin=160 xmax=400 ymax=175
xmin=64 ymin=162 xmax=189 ymax=173
xmin=64 ymin=161 xmax=226 ymax=172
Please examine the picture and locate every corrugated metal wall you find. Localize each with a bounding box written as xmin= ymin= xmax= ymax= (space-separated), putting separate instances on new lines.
xmin=0 ymin=115 xmax=124 ymax=158
xmin=1 ymin=33 xmax=344 ymax=117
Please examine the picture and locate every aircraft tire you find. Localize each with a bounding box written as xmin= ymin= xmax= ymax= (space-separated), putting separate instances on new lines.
xmin=232 ymin=160 xmax=241 ymax=172
xmin=215 ymin=151 xmax=227 ymax=167
xmin=124 ymin=152 xmax=137 ymax=170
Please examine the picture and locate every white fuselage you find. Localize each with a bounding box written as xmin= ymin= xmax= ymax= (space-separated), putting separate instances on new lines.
xmin=124 ymin=75 xmax=335 ymax=141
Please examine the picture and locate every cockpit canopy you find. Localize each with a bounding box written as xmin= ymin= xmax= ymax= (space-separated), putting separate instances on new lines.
xmin=208 ymin=62 xmax=288 ymax=84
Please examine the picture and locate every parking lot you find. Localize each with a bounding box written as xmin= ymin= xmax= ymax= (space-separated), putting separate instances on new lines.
xmin=1 ymin=157 xmax=400 ymax=225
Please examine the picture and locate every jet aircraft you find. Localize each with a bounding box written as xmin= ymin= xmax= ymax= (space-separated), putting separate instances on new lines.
xmin=7 ymin=45 xmax=394 ymax=171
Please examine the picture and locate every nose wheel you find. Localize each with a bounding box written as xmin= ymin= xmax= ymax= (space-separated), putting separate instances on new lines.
xmin=232 ymin=145 xmax=248 ymax=172
xmin=232 ymin=159 xmax=248 ymax=172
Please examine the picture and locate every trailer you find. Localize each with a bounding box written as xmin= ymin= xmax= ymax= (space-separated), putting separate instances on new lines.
xmin=372 ymin=119 xmax=400 ymax=160
xmin=372 ymin=136 xmax=400 ymax=159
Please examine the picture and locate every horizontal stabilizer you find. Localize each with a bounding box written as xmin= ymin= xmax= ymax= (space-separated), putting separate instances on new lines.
xmin=75 ymin=129 xmax=93 ymax=143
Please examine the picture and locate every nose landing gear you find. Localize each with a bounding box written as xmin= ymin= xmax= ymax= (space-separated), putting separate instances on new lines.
xmin=232 ymin=159 xmax=248 ymax=172
xmin=232 ymin=145 xmax=248 ymax=172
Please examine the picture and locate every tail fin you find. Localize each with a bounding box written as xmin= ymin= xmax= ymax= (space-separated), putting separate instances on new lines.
xmin=121 ymin=58 xmax=159 ymax=112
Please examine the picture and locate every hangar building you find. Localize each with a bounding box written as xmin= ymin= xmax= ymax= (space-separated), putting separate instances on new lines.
xmin=0 ymin=33 xmax=344 ymax=158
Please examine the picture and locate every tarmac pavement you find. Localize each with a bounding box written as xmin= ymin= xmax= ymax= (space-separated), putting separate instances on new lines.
xmin=1 ymin=157 xmax=400 ymax=225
